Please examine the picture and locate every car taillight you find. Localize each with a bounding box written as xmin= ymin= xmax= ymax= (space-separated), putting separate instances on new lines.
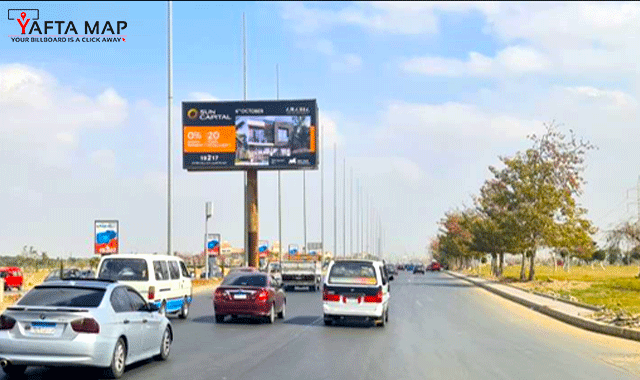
xmin=0 ymin=315 xmax=16 ymax=330
xmin=148 ymin=286 xmax=155 ymax=301
xmin=323 ymin=289 xmax=340 ymax=302
xmin=257 ymin=289 xmax=269 ymax=302
xmin=70 ymin=318 xmax=100 ymax=334
xmin=214 ymin=288 xmax=226 ymax=301
xmin=364 ymin=288 xmax=383 ymax=303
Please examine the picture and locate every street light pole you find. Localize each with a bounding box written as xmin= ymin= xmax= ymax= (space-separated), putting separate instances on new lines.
xmin=276 ymin=64 xmax=282 ymax=268
xmin=350 ymin=168 xmax=353 ymax=257
xmin=167 ymin=0 xmax=173 ymax=256
xmin=343 ymin=157 xmax=346 ymax=258
xmin=333 ymin=143 xmax=337 ymax=259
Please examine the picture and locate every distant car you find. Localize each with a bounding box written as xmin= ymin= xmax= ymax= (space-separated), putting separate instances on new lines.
xmin=396 ymin=264 xmax=404 ymax=271
xmin=214 ymin=272 xmax=286 ymax=324
xmin=0 ymin=279 xmax=172 ymax=378
xmin=385 ymin=264 xmax=398 ymax=276
xmin=0 ymin=267 xmax=23 ymax=291
xmin=44 ymin=268 xmax=83 ymax=282
xmin=427 ymin=262 xmax=442 ymax=271
xmin=413 ymin=265 xmax=425 ymax=274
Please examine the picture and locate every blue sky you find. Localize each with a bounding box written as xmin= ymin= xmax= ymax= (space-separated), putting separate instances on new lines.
xmin=1 ymin=2 xmax=639 ymax=259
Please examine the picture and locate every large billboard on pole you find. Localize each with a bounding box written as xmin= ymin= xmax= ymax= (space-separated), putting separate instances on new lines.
xmin=182 ymin=99 xmax=318 ymax=171
xmin=95 ymin=220 xmax=118 ymax=255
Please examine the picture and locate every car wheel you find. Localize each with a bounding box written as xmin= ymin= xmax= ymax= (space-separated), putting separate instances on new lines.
xmin=277 ymin=300 xmax=286 ymax=319
xmin=215 ymin=315 xmax=225 ymax=323
xmin=309 ymin=285 xmax=315 ymax=292
xmin=2 ymin=364 xmax=27 ymax=377
xmin=105 ymin=337 xmax=126 ymax=379
xmin=155 ymin=326 xmax=172 ymax=361
xmin=159 ymin=301 xmax=167 ymax=317
xmin=178 ymin=297 xmax=189 ymax=319
xmin=385 ymin=308 xmax=389 ymax=322
xmin=378 ymin=312 xmax=386 ymax=328
xmin=265 ymin=303 xmax=275 ymax=324
xmin=323 ymin=315 xmax=333 ymax=326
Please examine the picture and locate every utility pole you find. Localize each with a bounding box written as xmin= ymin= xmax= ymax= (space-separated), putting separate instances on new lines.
xmin=350 ymin=168 xmax=353 ymax=257
xmin=333 ymin=143 xmax=337 ymax=259
xmin=167 ymin=1 xmax=173 ymax=255
xmin=204 ymin=202 xmax=212 ymax=277
xmin=320 ymin=111 xmax=324 ymax=261
xmin=343 ymin=157 xmax=346 ymax=257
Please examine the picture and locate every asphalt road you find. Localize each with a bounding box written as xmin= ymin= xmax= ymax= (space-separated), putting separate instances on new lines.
xmin=6 ymin=272 xmax=640 ymax=380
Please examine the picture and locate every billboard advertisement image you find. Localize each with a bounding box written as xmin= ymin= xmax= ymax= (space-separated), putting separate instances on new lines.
xmin=182 ymin=100 xmax=318 ymax=171
xmin=95 ymin=220 xmax=118 ymax=255
xmin=258 ymin=240 xmax=269 ymax=258
xmin=288 ymin=244 xmax=299 ymax=255
xmin=207 ymin=233 xmax=220 ymax=255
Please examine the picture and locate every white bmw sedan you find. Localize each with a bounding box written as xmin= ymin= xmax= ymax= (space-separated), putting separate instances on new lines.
xmin=0 ymin=279 xmax=172 ymax=378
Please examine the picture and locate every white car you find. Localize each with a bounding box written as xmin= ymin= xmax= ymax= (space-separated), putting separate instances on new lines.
xmin=322 ymin=259 xmax=391 ymax=327
xmin=97 ymin=254 xmax=192 ymax=318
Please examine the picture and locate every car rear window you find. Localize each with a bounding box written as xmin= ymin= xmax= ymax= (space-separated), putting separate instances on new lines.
xmin=328 ymin=262 xmax=378 ymax=285
xmin=98 ymin=258 xmax=149 ymax=281
xmin=222 ymin=274 xmax=267 ymax=287
xmin=18 ymin=286 xmax=105 ymax=307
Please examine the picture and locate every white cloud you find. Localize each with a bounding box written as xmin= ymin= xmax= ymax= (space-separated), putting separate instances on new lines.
xmin=378 ymin=101 xmax=542 ymax=141
xmin=562 ymin=86 xmax=638 ymax=112
xmin=90 ymin=149 xmax=116 ymax=170
xmin=188 ymin=92 xmax=218 ymax=101
xmin=319 ymin=111 xmax=344 ymax=148
xmin=281 ymin=2 xmax=496 ymax=36
xmin=401 ymin=46 xmax=550 ymax=77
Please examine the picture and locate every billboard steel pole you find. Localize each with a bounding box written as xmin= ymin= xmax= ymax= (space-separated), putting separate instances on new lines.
xmin=320 ymin=110 xmax=324 ymax=261
xmin=277 ymin=64 xmax=282 ymax=269
xmin=303 ymin=169 xmax=307 ymax=254
xmin=167 ymin=1 xmax=173 ymax=256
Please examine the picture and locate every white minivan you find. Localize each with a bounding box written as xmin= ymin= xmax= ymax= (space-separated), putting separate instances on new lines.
xmin=322 ymin=259 xmax=391 ymax=327
xmin=97 ymin=254 xmax=193 ymax=318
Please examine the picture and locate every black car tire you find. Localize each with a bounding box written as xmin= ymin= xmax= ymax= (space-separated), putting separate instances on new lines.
xmin=215 ymin=315 xmax=225 ymax=323
xmin=178 ymin=297 xmax=189 ymax=319
xmin=105 ymin=338 xmax=126 ymax=379
xmin=265 ymin=303 xmax=275 ymax=324
xmin=277 ymin=300 xmax=286 ymax=319
xmin=323 ymin=315 xmax=333 ymax=326
xmin=2 ymin=364 xmax=27 ymax=377
xmin=155 ymin=326 xmax=172 ymax=361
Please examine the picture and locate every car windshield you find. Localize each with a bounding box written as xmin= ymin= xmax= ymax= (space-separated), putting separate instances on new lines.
xmin=222 ymin=274 xmax=267 ymax=287
xmin=98 ymin=259 xmax=148 ymax=281
xmin=18 ymin=286 xmax=105 ymax=307
xmin=328 ymin=262 xmax=377 ymax=285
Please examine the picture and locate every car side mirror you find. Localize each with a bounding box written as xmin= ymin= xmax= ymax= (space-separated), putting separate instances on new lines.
xmin=146 ymin=303 xmax=160 ymax=312
xmin=389 ymin=276 xmax=394 ymax=281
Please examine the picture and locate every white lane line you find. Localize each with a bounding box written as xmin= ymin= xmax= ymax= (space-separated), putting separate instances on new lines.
xmin=425 ymin=296 xmax=434 ymax=302
xmin=416 ymin=300 xmax=423 ymax=307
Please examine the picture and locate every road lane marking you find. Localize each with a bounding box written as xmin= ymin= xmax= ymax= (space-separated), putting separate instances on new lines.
xmin=416 ymin=300 xmax=423 ymax=307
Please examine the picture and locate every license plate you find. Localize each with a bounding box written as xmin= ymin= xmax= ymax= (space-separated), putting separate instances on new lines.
xmin=31 ymin=322 xmax=56 ymax=335
xmin=234 ymin=294 xmax=247 ymax=300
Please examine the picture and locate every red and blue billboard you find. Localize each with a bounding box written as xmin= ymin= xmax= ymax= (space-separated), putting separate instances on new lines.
xmin=95 ymin=220 xmax=118 ymax=255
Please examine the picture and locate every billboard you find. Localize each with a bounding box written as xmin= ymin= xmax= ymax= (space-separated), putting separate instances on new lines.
xmin=207 ymin=233 xmax=220 ymax=255
xmin=95 ymin=220 xmax=118 ymax=254
xmin=258 ymin=240 xmax=269 ymax=258
xmin=182 ymin=99 xmax=318 ymax=171
xmin=288 ymin=244 xmax=299 ymax=255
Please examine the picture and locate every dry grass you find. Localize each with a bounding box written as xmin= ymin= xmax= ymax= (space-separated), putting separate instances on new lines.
xmin=464 ymin=264 xmax=640 ymax=314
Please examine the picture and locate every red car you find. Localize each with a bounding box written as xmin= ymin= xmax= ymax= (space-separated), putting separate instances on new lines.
xmin=427 ymin=262 xmax=442 ymax=271
xmin=214 ymin=272 xmax=286 ymax=324
xmin=0 ymin=267 xmax=24 ymax=290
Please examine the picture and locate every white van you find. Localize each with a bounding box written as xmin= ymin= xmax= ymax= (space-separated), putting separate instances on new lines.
xmin=97 ymin=254 xmax=193 ymax=319
xmin=322 ymin=259 xmax=391 ymax=327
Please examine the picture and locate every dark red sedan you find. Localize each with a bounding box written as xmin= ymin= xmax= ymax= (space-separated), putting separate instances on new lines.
xmin=214 ymin=272 xmax=286 ymax=324
xmin=427 ymin=262 xmax=442 ymax=271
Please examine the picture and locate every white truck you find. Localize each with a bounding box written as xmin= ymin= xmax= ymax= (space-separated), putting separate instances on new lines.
xmin=281 ymin=259 xmax=321 ymax=291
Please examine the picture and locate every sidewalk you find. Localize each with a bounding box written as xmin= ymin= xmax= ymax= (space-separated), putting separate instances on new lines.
xmin=448 ymin=270 xmax=640 ymax=343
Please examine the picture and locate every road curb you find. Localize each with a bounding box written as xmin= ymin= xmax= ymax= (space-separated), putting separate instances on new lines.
xmin=502 ymin=283 xmax=603 ymax=312
xmin=446 ymin=270 xmax=640 ymax=343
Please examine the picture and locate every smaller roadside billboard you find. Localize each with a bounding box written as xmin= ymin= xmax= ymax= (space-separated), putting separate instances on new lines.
xmin=95 ymin=220 xmax=118 ymax=255
xmin=288 ymin=244 xmax=299 ymax=255
xmin=207 ymin=233 xmax=220 ymax=255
